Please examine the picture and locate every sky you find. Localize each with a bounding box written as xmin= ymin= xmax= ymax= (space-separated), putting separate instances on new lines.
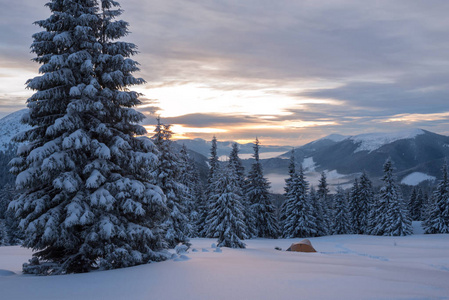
xmin=1 ymin=0 xmax=448 ymax=146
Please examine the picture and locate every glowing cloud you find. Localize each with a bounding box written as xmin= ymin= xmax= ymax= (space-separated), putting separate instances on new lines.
xmin=383 ymin=112 xmax=449 ymax=124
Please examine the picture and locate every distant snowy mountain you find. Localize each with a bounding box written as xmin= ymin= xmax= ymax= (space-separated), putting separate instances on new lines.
xmin=314 ymin=133 xmax=348 ymax=143
xmin=0 ymin=109 xmax=30 ymax=152
xmin=349 ymin=129 xmax=425 ymax=153
xmin=264 ymin=128 xmax=449 ymax=189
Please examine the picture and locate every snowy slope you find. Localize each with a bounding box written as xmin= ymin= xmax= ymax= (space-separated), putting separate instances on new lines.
xmin=350 ymin=129 xmax=425 ymax=153
xmin=0 ymin=109 xmax=30 ymax=152
xmin=1 ymin=233 xmax=448 ymax=299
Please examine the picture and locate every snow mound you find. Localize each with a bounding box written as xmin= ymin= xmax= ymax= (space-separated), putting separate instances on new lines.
xmin=173 ymin=255 xmax=190 ymax=262
xmin=175 ymin=244 xmax=189 ymax=255
xmin=350 ymin=129 xmax=425 ymax=153
xmin=0 ymin=269 xmax=15 ymax=276
xmin=401 ymin=172 xmax=436 ymax=186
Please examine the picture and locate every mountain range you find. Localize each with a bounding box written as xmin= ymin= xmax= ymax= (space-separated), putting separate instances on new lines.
xmin=1 ymin=110 xmax=448 ymax=193
xmin=260 ymin=129 xmax=449 ymax=192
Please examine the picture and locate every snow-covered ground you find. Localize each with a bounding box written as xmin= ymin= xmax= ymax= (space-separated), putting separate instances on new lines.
xmin=401 ymin=172 xmax=436 ymax=186
xmin=1 ymin=226 xmax=448 ymax=299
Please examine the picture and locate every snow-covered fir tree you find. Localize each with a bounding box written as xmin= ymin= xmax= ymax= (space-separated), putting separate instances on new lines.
xmin=282 ymin=164 xmax=317 ymax=238
xmin=9 ymin=0 xmax=168 ymax=274
xmin=228 ymin=143 xmax=245 ymax=189
xmin=246 ymin=138 xmax=279 ymax=238
xmin=0 ymin=184 xmax=22 ymax=245
xmin=423 ymin=162 xmax=449 ymax=234
xmin=198 ymin=136 xmax=219 ymax=237
xmin=333 ymin=186 xmax=351 ymax=235
xmin=317 ymin=171 xmax=332 ymax=234
xmin=358 ymin=172 xmax=374 ymax=234
xmin=348 ymin=178 xmax=360 ymax=234
xmin=207 ymin=136 xmax=220 ymax=193
xmin=0 ymin=185 xmax=10 ymax=245
xmin=204 ymin=165 xmax=247 ymax=248
xmin=228 ymin=143 xmax=255 ymax=237
xmin=152 ymin=119 xmax=190 ymax=247
xmin=178 ymin=144 xmax=202 ymax=237
xmin=281 ymin=149 xmax=298 ymax=230
xmin=416 ymin=188 xmax=425 ymax=221
xmin=370 ymin=159 xmax=412 ymax=236
xmin=408 ymin=187 xmax=418 ymax=221
xmin=309 ymin=186 xmax=327 ymax=236
xmin=409 ymin=187 xmax=424 ymax=221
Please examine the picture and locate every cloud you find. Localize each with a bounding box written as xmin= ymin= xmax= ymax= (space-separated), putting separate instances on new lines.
xmin=1 ymin=0 xmax=449 ymax=144
xmin=140 ymin=112 xmax=260 ymax=127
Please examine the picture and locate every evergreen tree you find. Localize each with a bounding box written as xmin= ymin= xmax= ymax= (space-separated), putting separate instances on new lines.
xmin=415 ymin=188 xmax=425 ymax=221
xmin=246 ymin=138 xmax=278 ymax=238
xmin=358 ymin=172 xmax=374 ymax=234
xmin=0 ymin=147 xmax=16 ymax=189
xmin=317 ymin=171 xmax=331 ymax=234
xmin=207 ymin=136 xmax=220 ymax=193
xmin=228 ymin=143 xmax=255 ymax=237
xmin=281 ymin=150 xmax=297 ymax=230
xmin=198 ymin=136 xmax=219 ymax=237
xmin=282 ymin=165 xmax=317 ymax=238
xmin=423 ymin=162 xmax=449 ymax=234
xmin=228 ymin=143 xmax=245 ymax=189
xmin=178 ymin=144 xmax=201 ymax=237
xmin=204 ymin=165 xmax=247 ymax=248
xmin=152 ymin=119 xmax=190 ymax=248
xmin=0 ymin=184 xmax=22 ymax=245
xmin=333 ymin=186 xmax=351 ymax=235
xmin=408 ymin=187 xmax=419 ymax=221
xmin=9 ymin=0 xmax=168 ymax=274
xmin=309 ymin=186 xmax=327 ymax=236
xmin=371 ymin=159 xmax=412 ymax=236
xmin=348 ymin=178 xmax=361 ymax=234
xmin=409 ymin=187 xmax=424 ymax=221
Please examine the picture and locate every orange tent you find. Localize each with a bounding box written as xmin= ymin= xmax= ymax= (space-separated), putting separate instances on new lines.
xmin=286 ymin=239 xmax=317 ymax=253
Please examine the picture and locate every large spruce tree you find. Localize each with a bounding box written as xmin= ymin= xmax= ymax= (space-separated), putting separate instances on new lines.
xmin=358 ymin=172 xmax=374 ymax=234
xmin=348 ymin=178 xmax=361 ymax=234
xmin=371 ymin=159 xmax=412 ymax=236
xmin=333 ymin=186 xmax=351 ymax=235
xmin=198 ymin=136 xmax=219 ymax=237
xmin=282 ymin=164 xmax=317 ymax=238
xmin=246 ymin=138 xmax=278 ymax=238
xmin=204 ymin=165 xmax=247 ymax=248
xmin=9 ymin=0 xmax=168 ymax=274
xmin=317 ymin=171 xmax=332 ymax=234
xmin=228 ymin=143 xmax=255 ymax=237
